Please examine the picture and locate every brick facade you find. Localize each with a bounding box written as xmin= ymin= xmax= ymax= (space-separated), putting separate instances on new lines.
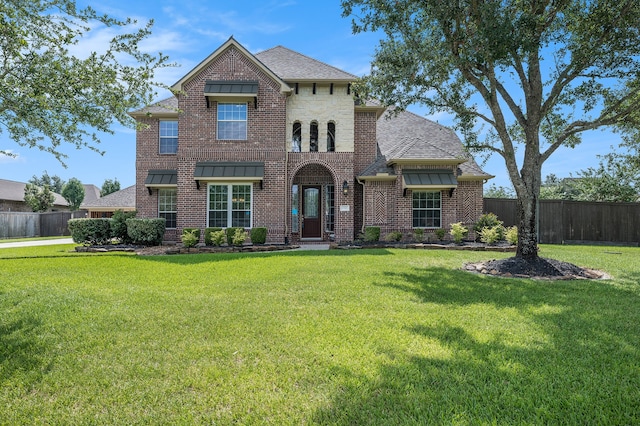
xmin=133 ymin=38 xmax=488 ymax=244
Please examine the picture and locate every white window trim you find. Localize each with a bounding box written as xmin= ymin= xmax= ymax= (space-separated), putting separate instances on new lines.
xmin=158 ymin=188 xmax=177 ymax=229
xmin=159 ymin=120 xmax=178 ymax=154
xmin=207 ymin=182 xmax=253 ymax=228
xmin=217 ymin=103 xmax=247 ymax=140
xmin=412 ymin=190 xmax=442 ymax=229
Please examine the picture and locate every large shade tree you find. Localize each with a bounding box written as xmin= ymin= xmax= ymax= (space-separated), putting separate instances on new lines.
xmin=342 ymin=0 xmax=640 ymax=261
xmin=0 ymin=0 xmax=172 ymax=165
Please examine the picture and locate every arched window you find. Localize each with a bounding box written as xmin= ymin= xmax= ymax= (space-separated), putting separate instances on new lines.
xmin=327 ymin=122 xmax=335 ymax=152
xmin=310 ymin=121 xmax=318 ymax=152
xmin=292 ymin=122 xmax=301 ymax=152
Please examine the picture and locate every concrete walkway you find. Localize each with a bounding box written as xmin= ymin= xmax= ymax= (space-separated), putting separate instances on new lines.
xmin=0 ymin=238 xmax=74 ymax=249
xmin=296 ymin=244 xmax=331 ymax=251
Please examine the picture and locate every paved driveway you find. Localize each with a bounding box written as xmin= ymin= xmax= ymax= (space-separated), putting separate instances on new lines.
xmin=0 ymin=238 xmax=74 ymax=249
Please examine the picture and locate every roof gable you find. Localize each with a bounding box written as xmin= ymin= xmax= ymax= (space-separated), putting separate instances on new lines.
xmin=172 ymin=37 xmax=290 ymax=94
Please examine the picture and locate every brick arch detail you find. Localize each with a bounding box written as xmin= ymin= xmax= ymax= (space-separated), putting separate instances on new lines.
xmin=288 ymin=159 xmax=341 ymax=187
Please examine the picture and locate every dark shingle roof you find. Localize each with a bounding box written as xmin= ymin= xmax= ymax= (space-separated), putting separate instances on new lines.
xmin=0 ymin=179 xmax=68 ymax=206
xmin=255 ymin=46 xmax=357 ymax=81
xmin=375 ymin=110 xmax=491 ymax=178
xmin=81 ymin=185 xmax=135 ymax=210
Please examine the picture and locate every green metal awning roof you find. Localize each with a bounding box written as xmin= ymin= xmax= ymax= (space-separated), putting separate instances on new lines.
xmin=402 ymin=169 xmax=457 ymax=189
xmin=194 ymin=162 xmax=264 ymax=182
xmin=204 ymin=80 xmax=258 ymax=96
xmin=144 ymin=169 xmax=177 ymax=187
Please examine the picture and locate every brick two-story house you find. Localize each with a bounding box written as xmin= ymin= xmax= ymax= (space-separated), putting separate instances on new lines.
xmin=131 ymin=37 xmax=492 ymax=244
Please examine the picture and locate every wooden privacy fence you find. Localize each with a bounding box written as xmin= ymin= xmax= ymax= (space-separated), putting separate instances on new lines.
xmin=0 ymin=211 xmax=87 ymax=239
xmin=484 ymin=198 xmax=640 ymax=245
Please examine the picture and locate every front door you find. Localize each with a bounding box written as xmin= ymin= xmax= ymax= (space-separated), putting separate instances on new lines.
xmin=302 ymin=185 xmax=322 ymax=238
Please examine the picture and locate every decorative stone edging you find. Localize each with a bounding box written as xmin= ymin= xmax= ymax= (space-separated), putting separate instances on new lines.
xmin=336 ymin=243 xmax=516 ymax=252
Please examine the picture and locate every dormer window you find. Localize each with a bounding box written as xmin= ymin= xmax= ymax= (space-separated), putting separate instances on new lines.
xmin=310 ymin=121 xmax=318 ymax=152
xmin=327 ymin=122 xmax=335 ymax=152
xmin=217 ymin=103 xmax=247 ymax=140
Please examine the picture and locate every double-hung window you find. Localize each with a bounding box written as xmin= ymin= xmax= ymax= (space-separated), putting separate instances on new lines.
xmin=159 ymin=120 xmax=178 ymax=154
xmin=217 ymin=103 xmax=247 ymax=140
xmin=208 ymin=184 xmax=252 ymax=228
xmin=158 ymin=188 xmax=177 ymax=228
xmin=412 ymin=191 xmax=441 ymax=228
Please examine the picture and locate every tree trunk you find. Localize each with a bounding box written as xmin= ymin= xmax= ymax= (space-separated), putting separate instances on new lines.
xmin=516 ymin=191 xmax=539 ymax=260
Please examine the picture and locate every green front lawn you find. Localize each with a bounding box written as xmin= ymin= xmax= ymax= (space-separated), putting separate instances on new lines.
xmin=1 ymin=244 xmax=639 ymax=424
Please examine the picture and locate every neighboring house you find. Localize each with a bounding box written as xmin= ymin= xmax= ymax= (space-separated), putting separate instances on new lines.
xmin=131 ymin=37 xmax=492 ymax=243
xmin=81 ymin=185 xmax=136 ymax=218
xmin=83 ymin=184 xmax=102 ymax=205
xmin=0 ymin=178 xmax=69 ymax=212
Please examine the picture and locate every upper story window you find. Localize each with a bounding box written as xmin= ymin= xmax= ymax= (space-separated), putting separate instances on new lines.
xmin=159 ymin=120 xmax=178 ymax=154
xmin=217 ymin=103 xmax=247 ymax=140
xmin=327 ymin=122 xmax=335 ymax=152
xmin=310 ymin=121 xmax=318 ymax=152
xmin=292 ymin=122 xmax=301 ymax=152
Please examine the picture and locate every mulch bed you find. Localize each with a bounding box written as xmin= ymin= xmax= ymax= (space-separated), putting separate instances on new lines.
xmin=464 ymin=257 xmax=609 ymax=280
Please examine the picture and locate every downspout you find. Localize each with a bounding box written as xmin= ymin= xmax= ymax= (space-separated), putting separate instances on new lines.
xmin=357 ymin=177 xmax=366 ymax=233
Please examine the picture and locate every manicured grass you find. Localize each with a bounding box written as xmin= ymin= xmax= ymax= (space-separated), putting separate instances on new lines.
xmin=1 ymin=244 xmax=639 ymax=424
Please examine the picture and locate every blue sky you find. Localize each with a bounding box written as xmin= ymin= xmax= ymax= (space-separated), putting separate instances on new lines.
xmin=0 ymin=0 xmax=622 ymax=190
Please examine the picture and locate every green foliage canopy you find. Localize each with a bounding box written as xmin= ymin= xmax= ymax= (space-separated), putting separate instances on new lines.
xmin=23 ymin=183 xmax=55 ymax=212
xmin=100 ymin=178 xmax=121 ymax=197
xmin=342 ymin=0 xmax=640 ymax=259
xmin=61 ymin=177 xmax=85 ymax=210
xmin=0 ymin=0 xmax=172 ymax=165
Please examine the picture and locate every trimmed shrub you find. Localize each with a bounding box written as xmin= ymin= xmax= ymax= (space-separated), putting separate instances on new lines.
xmin=474 ymin=213 xmax=504 ymax=241
xmin=208 ymin=229 xmax=226 ymax=247
xmin=450 ymin=222 xmax=469 ymax=244
xmin=250 ymin=227 xmax=267 ymax=245
xmin=364 ymin=226 xmax=380 ymax=242
xmin=182 ymin=228 xmax=201 ymax=241
xmin=68 ymin=218 xmax=112 ymax=245
xmin=126 ymin=218 xmax=165 ymax=246
xmin=181 ymin=229 xmax=199 ymax=248
xmin=225 ymin=227 xmax=243 ymax=246
xmin=384 ymin=231 xmax=403 ymax=242
xmin=110 ymin=210 xmax=137 ymax=243
xmin=231 ymin=228 xmax=247 ymax=246
xmin=413 ymin=228 xmax=425 ymax=242
xmin=505 ymin=226 xmax=518 ymax=245
xmin=204 ymin=227 xmax=223 ymax=246
xmin=435 ymin=228 xmax=446 ymax=241
xmin=479 ymin=226 xmax=501 ymax=245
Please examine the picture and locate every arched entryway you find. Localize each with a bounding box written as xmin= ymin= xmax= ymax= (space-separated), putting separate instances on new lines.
xmin=290 ymin=163 xmax=336 ymax=242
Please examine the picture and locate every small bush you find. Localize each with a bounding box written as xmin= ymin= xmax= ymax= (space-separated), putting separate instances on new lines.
xmin=126 ymin=218 xmax=165 ymax=246
xmin=110 ymin=210 xmax=137 ymax=244
xmin=181 ymin=229 xmax=199 ymax=248
xmin=209 ymin=229 xmax=226 ymax=247
xmin=479 ymin=226 xmax=501 ymax=245
xmin=250 ymin=227 xmax=267 ymax=245
xmin=181 ymin=228 xmax=201 ymax=241
xmin=384 ymin=231 xmax=403 ymax=242
xmin=231 ymin=228 xmax=247 ymax=246
xmin=68 ymin=218 xmax=112 ymax=245
xmin=450 ymin=222 xmax=468 ymax=244
xmin=204 ymin=227 xmax=223 ymax=246
xmin=474 ymin=213 xmax=504 ymax=241
xmin=225 ymin=227 xmax=243 ymax=246
xmin=505 ymin=226 xmax=518 ymax=245
xmin=413 ymin=228 xmax=425 ymax=242
xmin=364 ymin=226 xmax=380 ymax=242
xmin=435 ymin=228 xmax=446 ymax=241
